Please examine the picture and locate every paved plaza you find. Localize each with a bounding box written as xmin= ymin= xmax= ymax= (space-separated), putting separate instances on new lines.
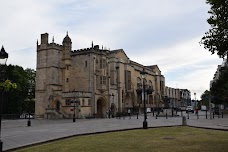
xmin=2 ymin=111 xmax=228 ymax=151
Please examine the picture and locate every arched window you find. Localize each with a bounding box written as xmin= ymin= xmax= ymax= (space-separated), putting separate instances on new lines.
xmin=137 ymin=77 xmax=141 ymax=88
xmin=143 ymin=79 xmax=147 ymax=86
xmin=148 ymin=80 xmax=152 ymax=88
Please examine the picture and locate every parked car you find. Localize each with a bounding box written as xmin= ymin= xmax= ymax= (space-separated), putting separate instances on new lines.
xmin=20 ymin=113 xmax=34 ymax=119
xmin=186 ymin=106 xmax=194 ymax=113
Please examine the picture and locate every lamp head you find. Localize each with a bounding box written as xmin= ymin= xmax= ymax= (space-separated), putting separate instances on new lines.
xmin=140 ymin=69 xmax=148 ymax=79
xmin=0 ymin=46 xmax=8 ymax=65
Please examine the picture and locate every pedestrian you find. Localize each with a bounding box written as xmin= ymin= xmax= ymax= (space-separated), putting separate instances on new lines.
xmin=106 ymin=110 xmax=109 ymax=118
xmin=108 ymin=109 xmax=111 ymax=119
xmin=128 ymin=109 xmax=131 ymax=119
xmin=195 ymin=107 xmax=198 ymax=115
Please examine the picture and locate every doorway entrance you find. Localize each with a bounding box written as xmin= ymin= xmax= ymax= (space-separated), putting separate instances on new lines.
xmin=97 ymin=98 xmax=106 ymax=118
xmin=56 ymin=100 xmax=60 ymax=112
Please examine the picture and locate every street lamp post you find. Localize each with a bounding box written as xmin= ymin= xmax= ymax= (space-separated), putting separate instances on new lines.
xmin=73 ymin=100 xmax=76 ymax=122
xmin=27 ymin=86 xmax=32 ymax=126
xmin=140 ymin=69 xmax=153 ymax=129
xmin=0 ymin=46 xmax=8 ymax=152
xmin=194 ymin=92 xmax=196 ymax=109
xmin=73 ymin=91 xmax=76 ymax=122
xmin=143 ymin=78 xmax=147 ymax=128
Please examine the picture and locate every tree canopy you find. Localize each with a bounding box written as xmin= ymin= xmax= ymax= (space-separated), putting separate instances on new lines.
xmin=200 ymin=0 xmax=228 ymax=58
xmin=0 ymin=79 xmax=17 ymax=91
xmin=2 ymin=65 xmax=36 ymax=114
xmin=200 ymin=90 xmax=211 ymax=106
xmin=210 ymin=67 xmax=228 ymax=104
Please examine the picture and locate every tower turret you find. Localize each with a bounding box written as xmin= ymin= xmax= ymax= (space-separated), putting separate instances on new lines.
xmin=62 ymin=32 xmax=72 ymax=92
xmin=35 ymin=33 xmax=63 ymax=118
xmin=62 ymin=32 xmax=72 ymax=47
xmin=41 ymin=33 xmax=49 ymax=44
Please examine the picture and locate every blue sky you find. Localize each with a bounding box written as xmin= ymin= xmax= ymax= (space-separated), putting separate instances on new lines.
xmin=0 ymin=0 xmax=223 ymax=99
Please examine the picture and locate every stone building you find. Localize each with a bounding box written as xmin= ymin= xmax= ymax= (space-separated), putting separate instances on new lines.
xmin=35 ymin=33 xmax=166 ymax=119
xmin=164 ymin=87 xmax=191 ymax=109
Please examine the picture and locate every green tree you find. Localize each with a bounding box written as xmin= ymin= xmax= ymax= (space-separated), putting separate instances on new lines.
xmin=24 ymin=68 xmax=36 ymax=113
xmin=210 ymin=67 xmax=228 ymax=104
xmin=0 ymin=79 xmax=17 ymax=91
xmin=3 ymin=65 xmax=36 ymax=114
xmin=200 ymin=0 xmax=228 ymax=58
xmin=200 ymin=90 xmax=211 ymax=106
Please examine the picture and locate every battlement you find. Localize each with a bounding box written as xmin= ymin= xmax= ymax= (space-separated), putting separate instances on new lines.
xmin=72 ymin=45 xmax=110 ymax=55
xmin=73 ymin=47 xmax=92 ymax=53
xmin=48 ymin=43 xmax=62 ymax=49
xmin=37 ymin=42 xmax=62 ymax=51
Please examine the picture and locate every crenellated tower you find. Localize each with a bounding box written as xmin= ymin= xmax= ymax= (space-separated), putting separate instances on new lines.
xmin=35 ymin=33 xmax=63 ymax=118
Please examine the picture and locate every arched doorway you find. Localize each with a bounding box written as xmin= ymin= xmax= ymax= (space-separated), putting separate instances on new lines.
xmin=56 ymin=100 xmax=60 ymax=112
xmin=97 ymin=98 xmax=106 ymax=118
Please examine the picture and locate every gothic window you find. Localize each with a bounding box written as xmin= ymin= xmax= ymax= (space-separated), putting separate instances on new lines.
xmin=102 ymin=59 xmax=106 ymax=68
xmin=125 ymin=70 xmax=131 ymax=90
xmin=110 ymin=69 xmax=115 ymax=85
xmin=99 ymin=59 xmax=102 ymax=68
xmin=137 ymin=77 xmax=141 ymax=88
xmin=65 ymin=99 xmax=71 ymax=106
xmin=99 ymin=58 xmax=106 ymax=69
xmin=88 ymin=99 xmax=91 ymax=106
xmin=66 ymin=78 xmax=69 ymax=82
xmin=148 ymin=80 xmax=152 ymax=89
xmin=82 ymin=99 xmax=85 ymax=106
xmin=103 ymin=76 xmax=106 ymax=85
xmin=100 ymin=76 xmax=106 ymax=85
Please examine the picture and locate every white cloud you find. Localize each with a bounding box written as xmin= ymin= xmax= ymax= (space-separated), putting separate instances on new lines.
xmin=0 ymin=0 xmax=222 ymax=99
xmin=131 ymin=36 xmax=222 ymax=99
xmin=131 ymin=36 xmax=221 ymax=73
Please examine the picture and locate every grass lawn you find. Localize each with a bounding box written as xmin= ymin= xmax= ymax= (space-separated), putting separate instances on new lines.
xmin=14 ymin=126 xmax=228 ymax=152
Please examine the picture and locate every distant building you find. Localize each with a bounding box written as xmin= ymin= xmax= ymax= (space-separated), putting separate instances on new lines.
xmin=35 ymin=33 xmax=167 ymax=119
xmin=210 ymin=58 xmax=228 ymax=109
xmin=164 ymin=87 xmax=191 ymax=108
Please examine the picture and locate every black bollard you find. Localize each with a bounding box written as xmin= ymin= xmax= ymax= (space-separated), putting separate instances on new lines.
xmin=27 ymin=120 xmax=31 ymax=127
xmin=213 ymin=112 xmax=214 ymax=118
xmin=27 ymin=113 xmax=31 ymax=126
xmin=218 ymin=112 xmax=220 ymax=118
xmin=156 ymin=114 xmax=157 ymax=119
xmin=137 ymin=112 xmax=138 ymax=119
xmin=222 ymin=112 xmax=223 ymax=118
xmin=172 ymin=109 xmax=174 ymax=117
xmin=187 ymin=112 xmax=189 ymax=119
xmin=153 ymin=110 xmax=154 ymax=117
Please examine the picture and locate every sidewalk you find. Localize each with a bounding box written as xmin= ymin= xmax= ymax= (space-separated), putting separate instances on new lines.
xmin=2 ymin=112 xmax=228 ymax=151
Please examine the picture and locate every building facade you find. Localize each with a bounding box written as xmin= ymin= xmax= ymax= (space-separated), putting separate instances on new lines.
xmin=209 ymin=58 xmax=228 ymax=109
xmin=35 ymin=33 xmax=166 ymax=119
xmin=164 ymin=87 xmax=191 ymax=109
